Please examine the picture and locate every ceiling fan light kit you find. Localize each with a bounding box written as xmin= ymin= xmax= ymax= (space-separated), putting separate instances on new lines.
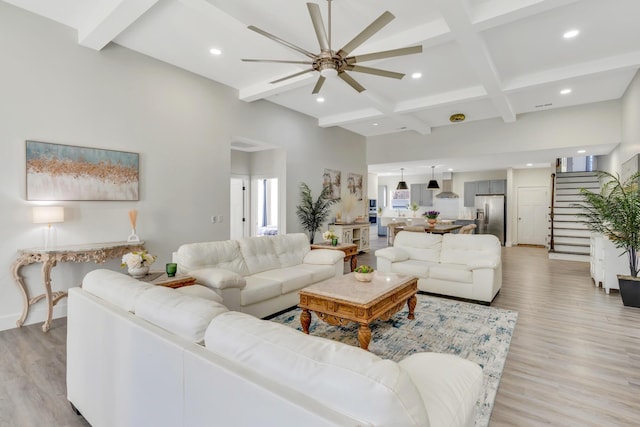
xmin=242 ymin=0 xmax=422 ymax=94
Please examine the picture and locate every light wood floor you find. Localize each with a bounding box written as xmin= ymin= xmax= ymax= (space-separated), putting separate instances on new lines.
xmin=2 ymin=240 xmax=639 ymax=426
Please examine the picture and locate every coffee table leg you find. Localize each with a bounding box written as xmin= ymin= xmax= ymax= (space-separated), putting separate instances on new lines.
xmin=407 ymin=295 xmax=417 ymax=320
xmin=300 ymin=309 xmax=311 ymax=334
xmin=358 ymin=324 xmax=371 ymax=351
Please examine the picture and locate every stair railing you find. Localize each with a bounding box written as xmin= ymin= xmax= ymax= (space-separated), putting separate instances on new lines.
xmin=549 ymin=173 xmax=556 ymax=251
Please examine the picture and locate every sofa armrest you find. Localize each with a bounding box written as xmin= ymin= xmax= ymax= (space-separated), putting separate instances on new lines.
xmin=303 ymin=249 xmax=343 ymax=265
xmin=189 ymin=268 xmax=246 ymax=290
xmin=375 ymin=247 xmax=410 ymax=262
xmin=467 ymin=256 xmax=500 ymax=270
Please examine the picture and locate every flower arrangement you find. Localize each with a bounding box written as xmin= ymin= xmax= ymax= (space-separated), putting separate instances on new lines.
xmin=322 ymin=229 xmax=338 ymax=241
xmin=121 ymin=250 xmax=156 ymax=269
xmin=355 ymin=265 xmax=374 ymax=274
xmin=423 ymin=210 xmax=440 ymax=219
xmin=354 ymin=265 xmax=375 ymax=282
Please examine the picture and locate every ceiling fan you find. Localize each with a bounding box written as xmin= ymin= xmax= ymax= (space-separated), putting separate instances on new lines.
xmin=241 ymin=0 xmax=423 ymax=94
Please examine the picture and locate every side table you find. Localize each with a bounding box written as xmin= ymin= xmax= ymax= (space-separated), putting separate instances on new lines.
xmin=310 ymin=242 xmax=358 ymax=272
xmin=11 ymin=241 xmax=145 ymax=332
xmin=138 ymin=272 xmax=196 ymax=288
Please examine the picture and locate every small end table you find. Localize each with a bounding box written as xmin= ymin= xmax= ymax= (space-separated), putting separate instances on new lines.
xmin=310 ymin=242 xmax=358 ymax=272
xmin=138 ymin=272 xmax=196 ymax=288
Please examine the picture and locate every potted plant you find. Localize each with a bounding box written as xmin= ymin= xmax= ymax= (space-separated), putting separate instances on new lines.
xmin=296 ymin=182 xmax=337 ymax=244
xmin=354 ymin=265 xmax=375 ymax=282
xmin=409 ymin=202 xmax=419 ymax=217
xmin=423 ymin=210 xmax=439 ymax=227
xmin=576 ymin=171 xmax=640 ymax=307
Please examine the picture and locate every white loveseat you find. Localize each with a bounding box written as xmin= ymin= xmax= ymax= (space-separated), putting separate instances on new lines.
xmin=376 ymin=232 xmax=502 ymax=304
xmin=175 ymin=233 xmax=344 ymax=318
xmin=67 ymin=269 xmax=484 ymax=427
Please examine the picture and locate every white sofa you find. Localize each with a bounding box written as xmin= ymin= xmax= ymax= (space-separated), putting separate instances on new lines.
xmin=376 ymin=232 xmax=502 ymax=304
xmin=67 ymin=269 xmax=484 ymax=427
xmin=175 ymin=233 xmax=344 ymax=318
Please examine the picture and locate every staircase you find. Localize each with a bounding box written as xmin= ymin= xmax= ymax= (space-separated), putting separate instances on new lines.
xmin=549 ymin=171 xmax=600 ymax=262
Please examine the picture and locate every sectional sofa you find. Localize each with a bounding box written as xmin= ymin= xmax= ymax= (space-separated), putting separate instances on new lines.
xmin=174 ymin=233 xmax=344 ymax=318
xmin=67 ymin=269 xmax=484 ymax=427
xmin=376 ymin=232 xmax=502 ymax=304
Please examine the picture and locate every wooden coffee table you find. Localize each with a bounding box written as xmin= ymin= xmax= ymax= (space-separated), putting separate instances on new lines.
xmin=138 ymin=272 xmax=196 ymax=288
xmin=298 ymin=272 xmax=418 ymax=351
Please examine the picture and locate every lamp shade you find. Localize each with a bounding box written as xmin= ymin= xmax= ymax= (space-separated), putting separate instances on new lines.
xmin=32 ymin=206 xmax=64 ymax=224
xmin=427 ymin=180 xmax=440 ymax=189
xmin=396 ymin=181 xmax=409 ymax=190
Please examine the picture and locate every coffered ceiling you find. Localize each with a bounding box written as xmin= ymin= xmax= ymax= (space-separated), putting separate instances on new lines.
xmin=5 ymin=0 xmax=640 ymax=171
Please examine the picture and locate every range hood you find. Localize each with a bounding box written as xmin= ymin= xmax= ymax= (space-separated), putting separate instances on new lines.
xmin=435 ymin=172 xmax=459 ymax=198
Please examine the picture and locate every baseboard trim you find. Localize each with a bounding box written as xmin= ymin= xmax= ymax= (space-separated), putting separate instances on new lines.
xmin=0 ymin=303 xmax=68 ymax=332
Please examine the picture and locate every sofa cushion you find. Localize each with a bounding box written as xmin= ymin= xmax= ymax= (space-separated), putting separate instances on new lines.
xmin=272 ymin=233 xmax=310 ymax=267
xmin=204 ymin=311 xmax=430 ymax=426
xmin=252 ymin=267 xmax=313 ymax=294
xmin=239 ymin=236 xmax=281 ymax=275
xmin=390 ymin=259 xmax=434 ymax=278
xmin=428 ymin=264 xmax=473 ymax=283
xmin=135 ymin=286 xmax=228 ymax=344
xmin=188 ymin=267 xmax=246 ymax=290
xmin=440 ymin=234 xmax=501 ymax=266
xmin=82 ymin=269 xmax=154 ymax=312
xmin=174 ymin=285 xmax=223 ymax=303
xmin=399 ymin=353 xmax=483 ymax=427
xmin=395 ymin=232 xmax=443 ymax=262
xmin=297 ymin=264 xmax=336 ymax=283
xmin=240 ymin=276 xmax=282 ymax=306
xmin=176 ymin=240 xmax=249 ymax=276
xmin=303 ymin=249 xmax=344 ymax=265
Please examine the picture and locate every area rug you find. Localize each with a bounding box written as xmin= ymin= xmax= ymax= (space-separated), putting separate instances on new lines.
xmin=270 ymin=294 xmax=518 ymax=427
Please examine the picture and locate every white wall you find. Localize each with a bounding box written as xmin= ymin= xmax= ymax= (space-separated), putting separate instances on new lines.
xmin=605 ymin=70 xmax=640 ymax=174
xmin=0 ymin=3 xmax=365 ymax=331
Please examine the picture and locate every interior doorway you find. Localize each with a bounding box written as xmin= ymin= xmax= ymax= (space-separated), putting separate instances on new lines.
xmin=253 ymin=177 xmax=279 ymax=236
xmin=230 ymin=176 xmax=249 ymax=240
xmin=517 ymin=186 xmax=548 ymax=246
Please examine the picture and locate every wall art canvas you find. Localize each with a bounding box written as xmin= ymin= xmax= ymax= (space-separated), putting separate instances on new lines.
xmin=322 ymin=168 xmax=341 ymax=200
xmin=347 ymin=172 xmax=363 ymax=201
xmin=26 ymin=140 xmax=139 ymax=201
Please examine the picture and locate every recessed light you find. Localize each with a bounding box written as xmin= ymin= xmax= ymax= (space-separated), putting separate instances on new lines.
xmin=526 ymin=163 xmax=533 ymax=167
xmin=209 ymin=48 xmax=222 ymax=55
xmin=316 ymin=97 xmax=325 ymax=103
xmin=563 ymin=29 xmax=579 ymax=39
xmin=577 ymin=149 xmax=586 ymax=154
xmin=411 ymin=72 xmax=422 ymax=79
xmin=372 ymin=123 xmax=379 ymax=126
xmin=560 ymin=88 xmax=572 ymax=95
xmin=448 ymin=168 xmax=453 ymax=172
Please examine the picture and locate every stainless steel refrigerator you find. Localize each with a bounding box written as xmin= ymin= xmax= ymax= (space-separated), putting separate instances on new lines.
xmin=475 ymin=195 xmax=505 ymax=245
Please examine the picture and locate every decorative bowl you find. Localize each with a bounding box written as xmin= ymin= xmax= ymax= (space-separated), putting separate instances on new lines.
xmin=354 ymin=272 xmax=374 ymax=282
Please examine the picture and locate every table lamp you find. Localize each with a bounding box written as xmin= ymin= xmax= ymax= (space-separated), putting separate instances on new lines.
xmin=32 ymin=206 xmax=64 ymax=249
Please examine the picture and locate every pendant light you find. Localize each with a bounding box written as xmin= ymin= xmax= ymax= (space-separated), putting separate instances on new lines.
xmin=396 ymin=168 xmax=408 ymax=190
xmin=427 ymin=166 xmax=440 ymax=189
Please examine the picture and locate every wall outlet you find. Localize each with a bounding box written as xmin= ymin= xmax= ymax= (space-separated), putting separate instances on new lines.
xmin=217 ymin=215 xmax=224 ymax=223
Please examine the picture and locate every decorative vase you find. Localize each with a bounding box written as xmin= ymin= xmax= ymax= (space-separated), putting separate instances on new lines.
xmin=354 ymin=272 xmax=374 ymax=282
xmin=128 ymin=265 xmax=149 ymax=279
xmin=427 ymin=218 xmax=437 ymax=227
xmin=331 ymin=237 xmax=338 ymax=246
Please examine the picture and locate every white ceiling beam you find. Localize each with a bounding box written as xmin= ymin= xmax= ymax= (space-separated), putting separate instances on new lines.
xmin=395 ymin=86 xmax=488 ymax=113
xmin=78 ymin=0 xmax=159 ymax=50
xmin=471 ymin=0 xmax=582 ymax=31
xmin=319 ymin=108 xmax=385 ymax=127
xmin=239 ymin=73 xmax=316 ymax=102
xmin=434 ymin=0 xmax=516 ymax=123
xmin=503 ymin=50 xmax=640 ymax=92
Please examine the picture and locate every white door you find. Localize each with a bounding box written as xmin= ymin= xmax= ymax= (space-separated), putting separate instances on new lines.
xmin=517 ymin=186 xmax=548 ymax=246
xmin=230 ymin=176 xmax=249 ymax=240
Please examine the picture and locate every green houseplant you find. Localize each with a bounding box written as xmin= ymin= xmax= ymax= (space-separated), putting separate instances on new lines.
xmin=576 ymin=170 xmax=640 ymax=307
xmin=296 ymin=182 xmax=337 ymax=244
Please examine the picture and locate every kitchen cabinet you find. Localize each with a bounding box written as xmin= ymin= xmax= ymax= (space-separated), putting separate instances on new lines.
xmin=333 ymin=223 xmax=370 ymax=253
xmin=410 ymin=183 xmax=433 ymax=206
xmin=464 ymin=181 xmax=477 ymax=207
xmin=464 ymin=179 xmax=506 ymax=207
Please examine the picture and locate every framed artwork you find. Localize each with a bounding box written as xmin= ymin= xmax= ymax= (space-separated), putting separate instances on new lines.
xmin=347 ymin=172 xmax=363 ymax=201
xmin=26 ymin=140 xmax=139 ymax=201
xmin=322 ymin=168 xmax=341 ymax=200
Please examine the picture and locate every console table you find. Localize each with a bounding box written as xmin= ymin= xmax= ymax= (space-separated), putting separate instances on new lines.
xmin=11 ymin=241 xmax=145 ymax=332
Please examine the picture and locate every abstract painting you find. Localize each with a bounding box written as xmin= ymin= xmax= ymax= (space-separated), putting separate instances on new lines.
xmin=322 ymin=168 xmax=341 ymax=200
xmin=347 ymin=172 xmax=363 ymax=201
xmin=26 ymin=140 xmax=139 ymax=201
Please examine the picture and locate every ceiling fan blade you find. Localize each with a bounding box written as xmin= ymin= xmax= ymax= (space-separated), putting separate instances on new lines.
xmin=345 ymin=65 xmax=404 ymax=79
xmin=338 ymin=72 xmax=366 ymax=93
xmin=248 ymin=25 xmax=317 ymax=59
xmin=312 ymin=75 xmax=326 ymax=94
xmin=307 ymin=3 xmax=329 ymax=52
xmin=337 ymin=11 xmax=394 ymax=57
xmin=270 ymin=68 xmax=315 ymax=84
xmin=346 ymin=45 xmax=423 ymax=64
xmin=242 ymin=59 xmax=313 ymax=65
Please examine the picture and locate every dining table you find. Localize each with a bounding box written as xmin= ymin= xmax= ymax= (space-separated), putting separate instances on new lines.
xmin=395 ymin=223 xmax=463 ymax=234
